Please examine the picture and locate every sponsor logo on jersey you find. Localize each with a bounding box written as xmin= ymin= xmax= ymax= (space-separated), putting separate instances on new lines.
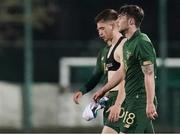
xmin=124 ymin=124 xmax=130 ymax=128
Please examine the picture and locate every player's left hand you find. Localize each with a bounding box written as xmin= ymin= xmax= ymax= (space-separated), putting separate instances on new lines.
xmin=107 ymin=104 xmax=120 ymax=122
xmin=146 ymin=103 xmax=158 ymax=120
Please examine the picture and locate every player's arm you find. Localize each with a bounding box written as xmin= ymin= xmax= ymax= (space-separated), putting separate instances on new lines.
xmin=107 ymin=39 xmax=126 ymax=122
xmin=142 ymin=62 xmax=155 ymax=105
xmin=138 ymin=40 xmax=158 ymax=119
xmin=73 ymin=50 xmax=104 ymax=104
xmin=80 ymin=49 xmax=105 ymax=94
xmin=93 ymin=40 xmax=126 ymax=101
xmin=141 ymin=62 xmax=157 ymax=119
xmin=79 ymin=68 xmax=103 ymax=95
xmin=115 ymin=81 xmax=125 ymax=107
xmin=92 ymin=66 xmax=125 ymax=101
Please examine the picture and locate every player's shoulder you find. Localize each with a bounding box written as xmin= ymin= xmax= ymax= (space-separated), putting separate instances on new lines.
xmin=99 ymin=45 xmax=108 ymax=53
xmin=138 ymin=33 xmax=152 ymax=43
xmin=98 ymin=45 xmax=109 ymax=58
xmin=134 ymin=33 xmax=153 ymax=49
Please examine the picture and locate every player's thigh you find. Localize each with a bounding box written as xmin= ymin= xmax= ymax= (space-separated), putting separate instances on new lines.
xmin=102 ymin=126 xmax=118 ymax=134
xmin=103 ymin=91 xmax=118 ymax=124
xmin=103 ymin=91 xmax=122 ymax=133
xmin=120 ymin=106 xmax=150 ymax=133
xmin=134 ymin=108 xmax=155 ymax=133
xmin=134 ymin=109 xmax=151 ymax=133
xmin=120 ymin=108 xmax=136 ymax=133
xmin=144 ymin=120 xmax=155 ymax=133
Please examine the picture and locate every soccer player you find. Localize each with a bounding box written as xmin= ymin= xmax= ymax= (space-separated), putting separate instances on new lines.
xmin=73 ymin=9 xmax=126 ymax=133
xmin=93 ymin=5 xmax=158 ymax=133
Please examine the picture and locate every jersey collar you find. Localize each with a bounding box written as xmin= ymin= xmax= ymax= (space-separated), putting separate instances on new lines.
xmin=128 ymin=29 xmax=141 ymax=42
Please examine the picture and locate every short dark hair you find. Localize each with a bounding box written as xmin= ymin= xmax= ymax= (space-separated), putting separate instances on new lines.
xmin=118 ymin=5 xmax=144 ymax=27
xmin=95 ymin=9 xmax=118 ymax=23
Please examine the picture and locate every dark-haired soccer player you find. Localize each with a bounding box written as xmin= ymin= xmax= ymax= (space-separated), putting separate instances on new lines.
xmin=93 ymin=5 xmax=158 ymax=133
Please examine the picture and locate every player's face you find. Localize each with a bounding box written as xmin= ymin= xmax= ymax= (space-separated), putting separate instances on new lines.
xmin=97 ymin=21 xmax=113 ymax=43
xmin=117 ymin=14 xmax=129 ymax=33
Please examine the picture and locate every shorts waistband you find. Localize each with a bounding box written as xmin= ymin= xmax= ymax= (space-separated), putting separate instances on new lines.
xmin=126 ymin=93 xmax=146 ymax=100
xmin=105 ymin=90 xmax=118 ymax=97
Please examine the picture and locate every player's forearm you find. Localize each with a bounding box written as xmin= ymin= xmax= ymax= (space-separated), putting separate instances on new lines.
xmin=80 ymin=72 xmax=102 ymax=94
xmin=141 ymin=64 xmax=155 ymax=104
xmin=115 ymin=82 xmax=125 ymax=106
xmin=144 ymin=73 xmax=155 ymax=104
xmin=101 ymin=69 xmax=124 ymax=94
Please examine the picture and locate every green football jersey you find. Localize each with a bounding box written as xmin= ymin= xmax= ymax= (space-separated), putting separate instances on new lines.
xmin=123 ymin=30 xmax=157 ymax=100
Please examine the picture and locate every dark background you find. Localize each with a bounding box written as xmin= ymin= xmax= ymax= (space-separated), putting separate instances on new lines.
xmin=0 ymin=0 xmax=179 ymax=82
xmin=0 ymin=0 xmax=180 ymax=133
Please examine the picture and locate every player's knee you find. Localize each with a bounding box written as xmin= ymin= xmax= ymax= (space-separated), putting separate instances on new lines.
xmin=102 ymin=126 xmax=118 ymax=134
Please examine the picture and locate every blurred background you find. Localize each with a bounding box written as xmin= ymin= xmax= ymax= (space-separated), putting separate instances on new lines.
xmin=0 ymin=0 xmax=180 ymax=133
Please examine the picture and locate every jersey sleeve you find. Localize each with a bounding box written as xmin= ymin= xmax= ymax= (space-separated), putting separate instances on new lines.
xmin=80 ymin=50 xmax=104 ymax=94
xmin=136 ymin=39 xmax=156 ymax=66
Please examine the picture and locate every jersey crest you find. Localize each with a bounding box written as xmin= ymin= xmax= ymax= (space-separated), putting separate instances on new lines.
xmin=126 ymin=50 xmax=132 ymax=60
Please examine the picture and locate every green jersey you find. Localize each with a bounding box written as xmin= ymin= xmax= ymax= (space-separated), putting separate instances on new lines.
xmin=123 ymin=30 xmax=157 ymax=100
xmin=80 ymin=46 xmax=109 ymax=94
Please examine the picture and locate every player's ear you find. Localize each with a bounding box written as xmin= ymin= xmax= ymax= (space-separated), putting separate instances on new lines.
xmin=129 ymin=18 xmax=135 ymax=25
xmin=111 ymin=21 xmax=116 ymax=30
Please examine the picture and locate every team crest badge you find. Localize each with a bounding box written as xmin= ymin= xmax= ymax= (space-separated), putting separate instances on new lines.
xmin=126 ymin=51 xmax=132 ymax=60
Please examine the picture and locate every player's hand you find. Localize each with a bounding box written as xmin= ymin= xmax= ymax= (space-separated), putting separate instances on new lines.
xmin=73 ymin=91 xmax=83 ymax=104
xmin=107 ymin=104 xmax=121 ymax=122
xmin=146 ymin=103 xmax=158 ymax=120
xmin=92 ymin=90 xmax=105 ymax=102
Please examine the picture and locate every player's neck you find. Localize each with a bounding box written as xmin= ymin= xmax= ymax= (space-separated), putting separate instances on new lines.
xmin=107 ymin=41 xmax=112 ymax=46
xmin=125 ymin=26 xmax=137 ymax=40
xmin=111 ymin=31 xmax=122 ymax=46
